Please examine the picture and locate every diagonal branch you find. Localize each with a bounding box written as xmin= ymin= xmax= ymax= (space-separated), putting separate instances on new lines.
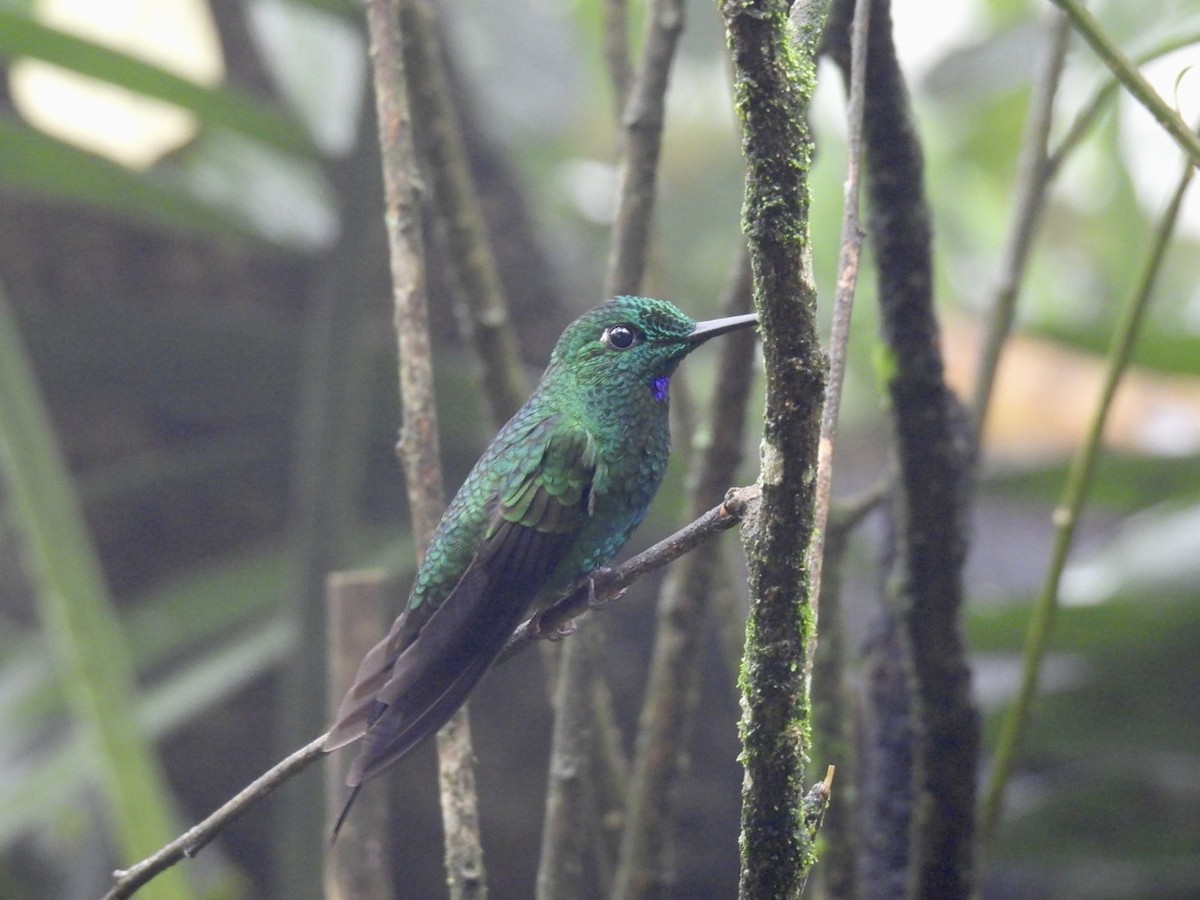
xmin=970 ymin=11 xmax=1071 ymax=435
xmin=1050 ymin=0 xmax=1200 ymax=169
xmin=101 ymin=488 xmax=758 ymax=899
xmin=978 ymin=119 xmax=1198 ymax=847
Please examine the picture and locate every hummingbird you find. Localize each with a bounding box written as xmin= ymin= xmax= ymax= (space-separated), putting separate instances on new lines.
xmin=324 ymin=295 xmax=758 ymax=835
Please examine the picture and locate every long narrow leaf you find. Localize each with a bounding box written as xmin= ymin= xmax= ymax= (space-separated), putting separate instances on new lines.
xmin=0 ymin=115 xmax=260 ymax=241
xmin=0 ymin=284 xmax=195 ymax=900
xmin=0 ymin=617 xmax=294 ymax=847
xmin=0 ymin=9 xmax=318 ymax=158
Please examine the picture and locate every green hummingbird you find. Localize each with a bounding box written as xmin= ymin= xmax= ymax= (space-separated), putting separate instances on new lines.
xmin=324 ymin=295 xmax=758 ymax=834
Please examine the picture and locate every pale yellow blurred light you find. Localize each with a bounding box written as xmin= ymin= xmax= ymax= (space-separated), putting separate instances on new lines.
xmin=944 ymin=317 xmax=1200 ymax=462
xmin=9 ymin=0 xmax=225 ymax=169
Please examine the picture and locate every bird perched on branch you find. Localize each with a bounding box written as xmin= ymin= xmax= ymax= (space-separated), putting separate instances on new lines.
xmin=324 ymin=295 xmax=758 ymax=835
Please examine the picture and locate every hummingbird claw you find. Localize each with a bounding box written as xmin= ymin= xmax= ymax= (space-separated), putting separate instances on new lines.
xmin=583 ymin=567 xmax=624 ymax=610
xmin=529 ymin=609 xmax=578 ymax=641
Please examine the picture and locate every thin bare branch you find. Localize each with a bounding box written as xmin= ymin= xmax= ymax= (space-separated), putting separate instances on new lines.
xmin=400 ymin=0 xmax=527 ymax=422
xmin=365 ymin=0 xmax=487 ymax=894
xmin=535 ymin=629 xmax=601 ymax=900
xmin=970 ymin=12 xmax=1070 ymax=437
xmin=101 ymin=487 xmax=758 ymax=898
xmin=104 ymin=736 xmax=329 ymax=900
xmin=602 ymin=0 xmax=633 ymax=115
xmin=603 ymin=0 xmax=686 ymax=298
xmin=1050 ymin=0 xmax=1200 ymax=167
xmin=1048 ymin=28 xmax=1200 ymax=176
xmin=978 ymin=120 xmax=1198 ymax=847
xmin=809 ymin=0 xmax=871 ymax=654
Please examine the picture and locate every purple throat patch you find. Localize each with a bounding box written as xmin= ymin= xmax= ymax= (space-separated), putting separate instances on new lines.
xmin=651 ymin=375 xmax=670 ymax=402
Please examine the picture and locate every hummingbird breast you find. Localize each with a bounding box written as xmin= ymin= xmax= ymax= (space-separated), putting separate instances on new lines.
xmin=550 ymin=404 xmax=672 ymax=587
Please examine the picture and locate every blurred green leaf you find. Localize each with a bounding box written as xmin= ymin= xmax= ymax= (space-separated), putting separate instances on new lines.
xmin=0 ymin=285 xmax=194 ymax=897
xmin=0 ymin=617 xmax=291 ymax=845
xmin=984 ymin=452 xmax=1200 ymax=510
xmin=0 ymin=115 xmax=261 ymax=241
xmin=0 ymin=9 xmax=318 ymax=158
xmin=1032 ymin=317 xmax=1200 ymax=377
xmin=971 ymin=592 xmax=1200 ymax=891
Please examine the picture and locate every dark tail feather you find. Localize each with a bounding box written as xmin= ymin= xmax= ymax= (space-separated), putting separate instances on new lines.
xmin=330 ymin=783 xmax=364 ymax=842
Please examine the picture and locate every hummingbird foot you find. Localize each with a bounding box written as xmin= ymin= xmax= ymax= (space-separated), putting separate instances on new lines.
xmin=582 ymin=567 xmax=623 ymax=610
xmin=529 ymin=610 xmax=577 ymax=641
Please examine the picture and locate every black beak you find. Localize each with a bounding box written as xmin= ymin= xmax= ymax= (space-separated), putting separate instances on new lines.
xmin=686 ymin=311 xmax=759 ymax=343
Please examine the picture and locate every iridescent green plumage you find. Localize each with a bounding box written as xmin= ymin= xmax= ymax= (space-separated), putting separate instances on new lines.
xmin=324 ymin=296 xmax=757 ymax=834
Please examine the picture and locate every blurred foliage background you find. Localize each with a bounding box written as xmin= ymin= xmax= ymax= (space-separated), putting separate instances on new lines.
xmin=0 ymin=0 xmax=1197 ymax=897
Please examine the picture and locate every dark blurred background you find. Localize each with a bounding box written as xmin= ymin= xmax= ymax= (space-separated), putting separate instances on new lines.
xmin=1 ymin=0 xmax=1198 ymax=897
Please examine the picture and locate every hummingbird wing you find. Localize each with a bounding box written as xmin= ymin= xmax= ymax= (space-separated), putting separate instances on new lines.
xmin=325 ymin=418 xmax=597 ymax=803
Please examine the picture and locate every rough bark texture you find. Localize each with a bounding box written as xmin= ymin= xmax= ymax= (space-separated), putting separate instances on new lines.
xmin=826 ymin=1 xmax=979 ymax=897
xmin=720 ymin=0 xmax=830 ymax=896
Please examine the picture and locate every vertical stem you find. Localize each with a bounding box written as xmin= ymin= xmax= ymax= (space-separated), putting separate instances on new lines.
xmin=536 ymin=629 xmax=601 ymax=900
xmin=601 ymin=0 xmax=633 ymax=115
xmin=325 ymin=571 xmax=394 ymax=900
xmin=720 ymin=0 xmax=829 ymax=895
xmin=603 ymin=0 xmax=686 ymax=299
xmin=400 ymin=0 xmax=528 ymax=423
xmin=970 ymin=12 xmax=1070 ymax=436
xmin=809 ymin=0 xmax=870 ymax=652
xmin=978 ymin=134 xmax=1197 ymax=847
xmin=362 ymin=0 xmax=488 ymax=896
xmin=856 ymin=0 xmax=978 ymax=893
xmin=611 ymin=249 xmax=756 ymax=900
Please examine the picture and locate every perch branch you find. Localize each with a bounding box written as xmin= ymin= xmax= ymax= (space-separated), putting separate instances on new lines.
xmin=103 ymin=737 xmax=329 ymax=900
xmin=102 ymin=488 xmax=757 ymax=897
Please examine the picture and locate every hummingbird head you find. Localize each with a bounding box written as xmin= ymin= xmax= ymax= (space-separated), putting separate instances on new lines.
xmin=547 ymin=296 xmax=758 ymax=408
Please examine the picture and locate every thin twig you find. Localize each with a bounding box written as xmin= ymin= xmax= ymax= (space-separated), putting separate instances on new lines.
xmin=970 ymin=11 xmax=1070 ymax=437
xmin=324 ymin=572 xmax=393 ymax=900
xmin=104 ymin=736 xmax=330 ymax=900
xmin=1047 ymin=28 xmax=1200 ymax=177
xmin=978 ymin=120 xmax=1198 ymax=846
xmin=1050 ymin=0 xmax=1200 ymax=168
xmin=364 ymin=0 xmax=487 ymax=895
xmin=400 ymin=0 xmax=527 ymax=422
xmin=602 ymin=0 xmax=686 ymax=298
xmin=101 ymin=489 xmax=759 ymax=898
xmin=809 ymin=0 xmax=871 ymax=658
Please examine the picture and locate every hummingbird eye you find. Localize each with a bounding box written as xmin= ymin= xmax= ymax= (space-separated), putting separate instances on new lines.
xmin=602 ymin=323 xmax=642 ymax=350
